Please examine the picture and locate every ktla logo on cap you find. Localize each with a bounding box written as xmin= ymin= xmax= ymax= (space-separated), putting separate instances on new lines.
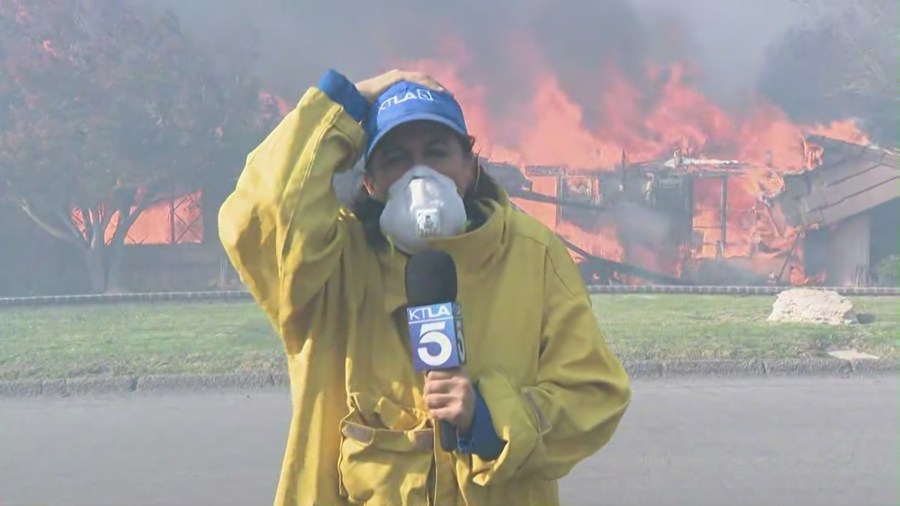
xmin=378 ymin=88 xmax=437 ymax=112
xmin=364 ymin=80 xmax=468 ymax=159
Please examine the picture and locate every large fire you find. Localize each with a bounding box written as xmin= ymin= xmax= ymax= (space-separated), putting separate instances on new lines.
xmin=52 ymin=18 xmax=870 ymax=285
xmin=390 ymin=35 xmax=870 ymax=285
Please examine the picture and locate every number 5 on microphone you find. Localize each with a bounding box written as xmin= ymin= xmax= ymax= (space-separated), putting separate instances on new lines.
xmin=405 ymin=300 xmax=468 ymax=453
xmin=417 ymin=321 xmax=453 ymax=368
xmin=407 ymin=302 xmax=465 ymax=372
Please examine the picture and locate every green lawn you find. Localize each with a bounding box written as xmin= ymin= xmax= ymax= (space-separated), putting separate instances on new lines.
xmin=1 ymin=295 xmax=897 ymax=380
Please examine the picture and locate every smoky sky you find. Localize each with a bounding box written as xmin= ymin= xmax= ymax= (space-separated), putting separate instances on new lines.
xmin=136 ymin=0 xmax=818 ymax=123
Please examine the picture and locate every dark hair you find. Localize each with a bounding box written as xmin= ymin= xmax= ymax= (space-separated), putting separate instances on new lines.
xmin=350 ymin=133 xmax=501 ymax=249
xmin=363 ymin=133 xmax=478 ymax=172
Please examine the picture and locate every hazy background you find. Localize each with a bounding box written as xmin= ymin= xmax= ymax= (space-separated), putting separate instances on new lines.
xmin=136 ymin=0 xmax=807 ymax=91
xmin=1 ymin=0 xmax=895 ymax=296
xmin=135 ymin=0 xmax=895 ymax=142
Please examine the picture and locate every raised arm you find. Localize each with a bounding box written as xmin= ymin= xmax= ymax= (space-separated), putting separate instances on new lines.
xmin=218 ymin=70 xmax=369 ymax=344
xmin=219 ymin=69 xmax=453 ymax=351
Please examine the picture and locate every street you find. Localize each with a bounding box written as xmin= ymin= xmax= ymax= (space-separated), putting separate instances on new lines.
xmin=1 ymin=377 xmax=897 ymax=506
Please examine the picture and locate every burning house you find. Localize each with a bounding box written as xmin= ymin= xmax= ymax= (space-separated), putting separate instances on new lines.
xmin=104 ymin=131 xmax=897 ymax=291
xmin=484 ymin=134 xmax=900 ymax=287
xmin=86 ymin=50 xmax=896 ymax=291
xmin=115 ymin=132 xmax=896 ymax=290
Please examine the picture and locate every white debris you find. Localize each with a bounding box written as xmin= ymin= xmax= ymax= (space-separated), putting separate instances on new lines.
xmin=662 ymin=156 xmax=740 ymax=169
xmin=767 ymin=288 xmax=859 ymax=325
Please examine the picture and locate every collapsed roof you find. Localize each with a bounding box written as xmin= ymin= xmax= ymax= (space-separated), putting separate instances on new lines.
xmin=773 ymin=135 xmax=900 ymax=228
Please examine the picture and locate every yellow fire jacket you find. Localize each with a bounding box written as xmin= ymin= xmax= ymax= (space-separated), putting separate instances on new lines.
xmin=218 ymin=84 xmax=632 ymax=506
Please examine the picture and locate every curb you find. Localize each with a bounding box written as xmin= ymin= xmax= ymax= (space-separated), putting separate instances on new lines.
xmin=2 ymin=285 xmax=899 ymax=307
xmin=0 ymin=359 xmax=896 ymax=399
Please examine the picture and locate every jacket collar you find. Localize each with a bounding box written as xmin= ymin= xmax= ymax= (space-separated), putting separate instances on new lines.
xmin=379 ymin=176 xmax=512 ymax=314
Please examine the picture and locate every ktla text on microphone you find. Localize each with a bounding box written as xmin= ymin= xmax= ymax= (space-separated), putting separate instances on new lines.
xmin=404 ymin=250 xmax=467 ymax=451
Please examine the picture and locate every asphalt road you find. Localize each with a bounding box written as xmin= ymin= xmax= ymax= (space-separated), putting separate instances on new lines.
xmin=1 ymin=377 xmax=897 ymax=506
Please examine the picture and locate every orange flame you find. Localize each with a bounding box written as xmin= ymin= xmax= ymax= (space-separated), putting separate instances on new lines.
xmin=71 ymin=191 xmax=204 ymax=246
xmin=393 ymin=33 xmax=869 ymax=284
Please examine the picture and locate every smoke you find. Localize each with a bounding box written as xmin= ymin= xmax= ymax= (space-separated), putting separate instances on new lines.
xmin=628 ymin=0 xmax=809 ymax=99
xmin=137 ymin=0 xmax=810 ymax=110
xmin=756 ymin=0 xmax=900 ymax=145
xmin=613 ymin=202 xmax=678 ymax=250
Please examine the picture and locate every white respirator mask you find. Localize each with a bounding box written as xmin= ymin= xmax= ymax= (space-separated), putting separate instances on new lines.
xmin=378 ymin=165 xmax=468 ymax=255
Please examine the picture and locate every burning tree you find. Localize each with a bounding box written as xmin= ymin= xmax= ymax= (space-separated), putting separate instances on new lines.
xmin=0 ymin=0 xmax=271 ymax=292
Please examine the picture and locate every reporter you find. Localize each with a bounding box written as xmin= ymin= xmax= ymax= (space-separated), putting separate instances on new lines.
xmin=218 ymin=67 xmax=631 ymax=506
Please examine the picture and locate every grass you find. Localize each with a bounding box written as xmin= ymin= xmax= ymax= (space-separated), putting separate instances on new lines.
xmin=0 ymin=295 xmax=898 ymax=380
xmin=593 ymin=294 xmax=899 ymax=361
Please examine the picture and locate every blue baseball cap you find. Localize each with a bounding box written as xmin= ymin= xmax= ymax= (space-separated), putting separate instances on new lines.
xmin=363 ymin=80 xmax=468 ymax=162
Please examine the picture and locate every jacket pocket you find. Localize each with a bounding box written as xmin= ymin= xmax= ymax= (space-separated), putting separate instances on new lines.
xmin=337 ymin=411 xmax=435 ymax=506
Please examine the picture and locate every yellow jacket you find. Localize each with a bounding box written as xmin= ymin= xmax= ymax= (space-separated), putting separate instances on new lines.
xmin=219 ymin=84 xmax=632 ymax=506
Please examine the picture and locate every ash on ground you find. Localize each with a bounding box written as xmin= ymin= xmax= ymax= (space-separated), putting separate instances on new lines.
xmin=767 ymin=288 xmax=859 ymax=325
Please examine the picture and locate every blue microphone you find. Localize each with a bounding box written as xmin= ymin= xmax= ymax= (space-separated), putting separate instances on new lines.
xmin=405 ymin=250 xmax=467 ymax=452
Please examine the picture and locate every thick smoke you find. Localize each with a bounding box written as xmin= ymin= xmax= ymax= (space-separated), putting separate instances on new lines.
xmin=757 ymin=0 xmax=900 ymax=145
xmin=138 ymin=0 xmax=812 ymax=117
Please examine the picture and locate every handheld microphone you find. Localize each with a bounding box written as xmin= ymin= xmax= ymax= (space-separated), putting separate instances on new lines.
xmin=404 ymin=250 xmax=467 ymax=452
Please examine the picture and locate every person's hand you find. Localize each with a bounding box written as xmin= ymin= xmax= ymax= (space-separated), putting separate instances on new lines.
xmin=423 ymin=368 xmax=476 ymax=435
xmin=354 ymin=69 xmax=448 ymax=105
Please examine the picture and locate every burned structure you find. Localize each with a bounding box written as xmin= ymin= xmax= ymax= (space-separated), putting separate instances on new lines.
xmin=772 ymin=136 xmax=900 ymax=286
xmin=484 ymin=135 xmax=900 ymax=287
xmin=324 ymin=135 xmax=897 ymax=287
xmin=485 ymin=156 xmax=749 ymax=285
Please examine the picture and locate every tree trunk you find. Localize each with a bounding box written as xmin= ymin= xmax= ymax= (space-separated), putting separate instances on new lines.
xmin=83 ymin=243 xmax=106 ymax=293
xmin=81 ymin=239 xmax=127 ymax=293
xmin=18 ymin=188 xmax=155 ymax=294
xmin=105 ymin=240 xmax=126 ymax=293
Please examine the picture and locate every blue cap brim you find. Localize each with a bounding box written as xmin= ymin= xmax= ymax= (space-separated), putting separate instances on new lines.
xmin=365 ymin=112 xmax=468 ymax=161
